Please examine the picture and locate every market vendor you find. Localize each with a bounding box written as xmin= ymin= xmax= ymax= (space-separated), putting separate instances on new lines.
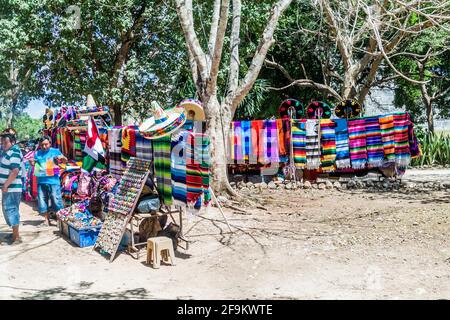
xmin=30 ymin=136 xmax=67 ymax=226
xmin=0 ymin=133 xmax=24 ymax=245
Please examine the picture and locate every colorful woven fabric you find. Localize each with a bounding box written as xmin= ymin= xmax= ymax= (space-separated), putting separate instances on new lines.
xmin=73 ymin=133 xmax=83 ymax=161
xmin=348 ymin=119 xmax=367 ymax=169
xmin=136 ymin=131 xmax=153 ymax=161
xmin=334 ymin=119 xmax=351 ymax=169
xmin=108 ymin=128 xmax=124 ymax=179
xmin=320 ymin=119 xmax=336 ymax=172
xmin=263 ymin=120 xmax=279 ymax=163
xmin=291 ymin=120 xmax=306 ymax=168
xmin=276 ymin=119 xmax=290 ymax=157
xmin=393 ymin=112 xmax=411 ymax=166
xmin=186 ymin=133 xmax=203 ymax=209
xmin=250 ymin=120 xmax=265 ymax=163
xmin=231 ymin=121 xmax=243 ymax=161
xmin=365 ymin=116 xmax=384 ymax=168
xmin=171 ymin=132 xmax=187 ymax=207
xmin=153 ymin=136 xmax=173 ymax=206
xmin=195 ymin=134 xmax=211 ymax=206
xmin=121 ymin=128 xmax=137 ymax=163
xmin=305 ymin=119 xmax=321 ymax=170
xmin=241 ymin=121 xmax=251 ymax=161
xmin=379 ymin=114 xmax=395 ymax=161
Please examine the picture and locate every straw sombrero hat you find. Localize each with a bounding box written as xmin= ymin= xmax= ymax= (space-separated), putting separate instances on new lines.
xmin=179 ymin=99 xmax=205 ymax=121
xmin=139 ymin=101 xmax=186 ymax=139
xmin=278 ymin=99 xmax=303 ymax=119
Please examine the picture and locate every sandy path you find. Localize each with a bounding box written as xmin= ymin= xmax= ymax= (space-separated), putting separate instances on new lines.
xmin=0 ymin=171 xmax=449 ymax=299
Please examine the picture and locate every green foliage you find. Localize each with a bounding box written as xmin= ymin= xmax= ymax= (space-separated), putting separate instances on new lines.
xmin=0 ymin=113 xmax=42 ymax=141
xmin=411 ymin=131 xmax=450 ymax=166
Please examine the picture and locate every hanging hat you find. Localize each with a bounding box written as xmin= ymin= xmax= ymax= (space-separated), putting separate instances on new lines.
xmin=335 ymin=99 xmax=361 ymax=119
xmin=86 ymin=94 xmax=97 ymax=107
xmin=279 ymin=99 xmax=303 ymax=119
xmin=179 ymin=99 xmax=205 ymax=121
xmin=139 ymin=101 xmax=186 ymax=139
xmin=306 ymin=101 xmax=332 ymax=119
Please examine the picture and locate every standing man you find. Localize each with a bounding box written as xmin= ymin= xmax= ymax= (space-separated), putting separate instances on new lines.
xmin=31 ymin=136 xmax=67 ymax=226
xmin=0 ymin=133 xmax=23 ymax=245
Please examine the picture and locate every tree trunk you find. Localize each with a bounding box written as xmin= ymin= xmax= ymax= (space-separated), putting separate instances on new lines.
xmin=112 ymin=104 xmax=123 ymax=126
xmin=204 ymin=95 xmax=233 ymax=194
xmin=425 ymin=101 xmax=434 ymax=133
xmin=7 ymin=111 xmax=14 ymax=128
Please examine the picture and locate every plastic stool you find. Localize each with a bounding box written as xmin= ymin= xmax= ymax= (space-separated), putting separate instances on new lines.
xmin=146 ymin=236 xmax=176 ymax=268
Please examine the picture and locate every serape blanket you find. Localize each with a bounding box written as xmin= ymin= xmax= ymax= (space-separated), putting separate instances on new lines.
xmin=305 ymin=119 xmax=320 ymax=170
xmin=291 ymin=119 xmax=306 ymax=169
xmin=379 ymin=114 xmax=395 ymax=162
xmin=365 ymin=116 xmax=384 ymax=168
xmin=334 ymin=119 xmax=351 ymax=168
xmin=153 ymin=136 xmax=173 ymax=206
xmin=393 ymin=112 xmax=411 ymax=166
xmin=348 ymin=118 xmax=367 ymax=169
xmin=320 ymin=119 xmax=336 ymax=172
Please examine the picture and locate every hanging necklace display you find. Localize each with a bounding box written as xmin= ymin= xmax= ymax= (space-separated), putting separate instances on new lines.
xmin=94 ymin=157 xmax=152 ymax=262
xmin=306 ymin=101 xmax=332 ymax=119
xmin=335 ymin=99 xmax=362 ymax=119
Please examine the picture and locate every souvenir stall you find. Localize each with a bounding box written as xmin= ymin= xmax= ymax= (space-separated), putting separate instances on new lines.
xmin=96 ymin=99 xmax=213 ymax=262
xmin=229 ymin=99 xmax=421 ymax=182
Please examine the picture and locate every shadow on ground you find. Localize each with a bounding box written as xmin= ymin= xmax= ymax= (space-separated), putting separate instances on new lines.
xmin=2 ymin=285 xmax=153 ymax=300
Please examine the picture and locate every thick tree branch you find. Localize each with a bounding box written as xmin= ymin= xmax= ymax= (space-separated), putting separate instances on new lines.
xmin=227 ymin=0 xmax=241 ymax=95
xmin=230 ymin=0 xmax=293 ymax=114
xmin=268 ymin=79 xmax=343 ymax=100
xmin=175 ymin=0 xmax=208 ymax=82
xmin=207 ymin=0 xmax=222 ymax=69
xmin=208 ymin=0 xmax=230 ymax=96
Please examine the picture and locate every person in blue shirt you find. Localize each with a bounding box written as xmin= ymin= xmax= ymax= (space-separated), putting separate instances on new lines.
xmin=30 ymin=136 xmax=67 ymax=226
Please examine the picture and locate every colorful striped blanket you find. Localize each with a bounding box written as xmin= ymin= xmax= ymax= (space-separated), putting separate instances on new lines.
xmin=263 ymin=120 xmax=279 ymax=164
xmin=393 ymin=112 xmax=411 ymax=166
xmin=153 ymin=136 xmax=173 ymax=206
xmin=291 ymin=120 xmax=306 ymax=169
xmin=334 ymin=119 xmax=351 ymax=169
xmin=348 ymin=118 xmax=367 ymax=169
xmin=379 ymin=114 xmax=395 ymax=162
xmin=320 ymin=119 xmax=336 ymax=172
xmin=365 ymin=116 xmax=384 ymax=168
xmin=306 ymin=119 xmax=321 ymax=170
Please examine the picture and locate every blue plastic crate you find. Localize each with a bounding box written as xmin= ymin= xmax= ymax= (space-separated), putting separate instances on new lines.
xmin=68 ymin=224 xmax=102 ymax=248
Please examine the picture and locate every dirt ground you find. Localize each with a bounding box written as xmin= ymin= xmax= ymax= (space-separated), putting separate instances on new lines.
xmin=0 ymin=169 xmax=449 ymax=300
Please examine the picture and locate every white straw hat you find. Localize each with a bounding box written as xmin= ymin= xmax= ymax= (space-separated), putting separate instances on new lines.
xmin=179 ymin=99 xmax=205 ymax=121
xmin=139 ymin=101 xmax=186 ymax=139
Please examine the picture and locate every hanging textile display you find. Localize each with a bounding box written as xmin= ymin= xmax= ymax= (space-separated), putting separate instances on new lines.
xmin=153 ymin=136 xmax=173 ymax=206
xmin=186 ymin=133 xmax=211 ymax=210
xmin=136 ymin=131 xmax=153 ymax=161
xmin=231 ymin=121 xmax=243 ymax=161
xmin=73 ymin=132 xmax=83 ymax=161
xmin=108 ymin=128 xmax=124 ymax=179
xmin=171 ymin=132 xmax=188 ymax=207
xmin=393 ymin=112 xmax=411 ymax=166
xmin=305 ymin=119 xmax=321 ymax=170
xmin=263 ymin=120 xmax=280 ymax=163
xmin=365 ymin=116 xmax=385 ymax=168
xmin=241 ymin=121 xmax=251 ymax=161
xmin=121 ymin=127 xmax=137 ymax=163
xmin=276 ymin=119 xmax=290 ymax=157
xmin=319 ymin=119 xmax=336 ymax=172
xmin=379 ymin=114 xmax=395 ymax=162
xmin=251 ymin=120 xmax=265 ymax=163
xmin=348 ymin=118 xmax=367 ymax=169
xmin=291 ymin=120 xmax=306 ymax=169
xmin=334 ymin=119 xmax=351 ymax=169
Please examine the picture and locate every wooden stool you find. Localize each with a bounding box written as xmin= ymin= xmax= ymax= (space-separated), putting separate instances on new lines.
xmin=146 ymin=237 xmax=176 ymax=268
